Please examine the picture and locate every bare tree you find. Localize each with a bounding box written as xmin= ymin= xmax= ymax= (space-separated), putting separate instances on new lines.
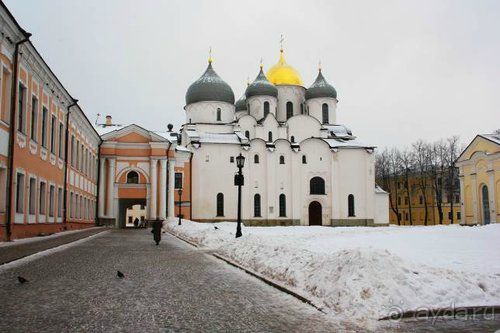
xmin=445 ymin=136 xmax=460 ymax=224
xmin=412 ymin=140 xmax=431 ymax=225
xmin=398 ymin=148 xmax=414 ymax=225
xmin=428 ymin=140 xmax=447 ymax=224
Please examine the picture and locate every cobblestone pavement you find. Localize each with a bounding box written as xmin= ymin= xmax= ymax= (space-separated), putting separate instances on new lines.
xmin=0 ymin=227 xmax=106 ymax=265
xmin=0 ymin=229 xmax=498 ymax=332
xmin=0 ymin=229 xmax=357 ymax=332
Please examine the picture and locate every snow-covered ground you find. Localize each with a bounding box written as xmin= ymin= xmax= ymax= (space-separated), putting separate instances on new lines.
xmin=165 ymin=221 xmax=500 ymax=325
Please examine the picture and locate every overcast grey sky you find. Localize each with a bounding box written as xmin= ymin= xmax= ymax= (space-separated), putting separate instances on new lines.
xmin=5 ymin=0 xmax=500 ymax=149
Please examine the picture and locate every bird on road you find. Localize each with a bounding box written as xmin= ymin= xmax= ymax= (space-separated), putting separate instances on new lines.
xmin=117 ymin=271 xmax=125 ymax=279
xmin=17 ymin=276 xmax=28 ymax=284
xmin=214 ymin=226 xmax=219 ymax=230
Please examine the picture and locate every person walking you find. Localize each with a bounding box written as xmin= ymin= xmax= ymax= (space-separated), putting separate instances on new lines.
xmin=151 ymin=218 xmax=163 ymax=245
xmin=133 ymin=218 xmax=139 ymax=228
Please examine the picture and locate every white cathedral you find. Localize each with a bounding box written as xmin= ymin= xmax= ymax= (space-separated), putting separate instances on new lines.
xmin=180 ymin=48 xmax=389 ymax=226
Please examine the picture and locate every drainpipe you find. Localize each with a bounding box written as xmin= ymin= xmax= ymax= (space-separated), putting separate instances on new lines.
xmin=95 ymin=139 xmax=103 ymax=225
xmin=62 ymin=99 xmax=78 ymax=226
xmin=189 ymin=152 xmax=193 ymax=220
xmin=4 ymin=31 xmax=31 ymax=241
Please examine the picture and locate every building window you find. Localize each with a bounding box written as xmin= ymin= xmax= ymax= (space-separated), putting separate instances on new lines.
xmin=397 ymin=196 xmax=401 ymax=205
xmin=398 ymin=213 xmax=402 ymax=221
xmin=230 ymin=156 xmax=234 ymax=163
xmin=174 ymin=172 xmax=183 ymax=189
xmin=279 ymin=155 xmax=285 ymax=164
xmin=41 ymin=107 xmax=48 ymax=147
xmin=49 ymin=185 xmax=55 ymax=217
xmin=15 ymin=172 xmax=25 ymax=213
xmin=0 ymin=168 xmax=5 ymax=213
xmin=457 ymin=212 xmax=461 ymax=220
xmin=254 ymin=194 xmax=261 ymax=217
xmin=264 ymin=101 xmax=270 ymax=117
xmin=348 ymin=194 xmax=355 ymax=217
xmin=302 ymin=155 xmax=307 ymax=164
xmin=268 ymin=131 xmax=273 ymax=142
xmin=76 ymin=141 xmax=80 ymax=170
xmin=70 ymin=136 xmax=75 ymax=166
xmin=404 ymin=197 xmax=408 ymax=205
xmin=17 ymin=83 xmax=26 ymax=133
xmin=286 ymin=101 xmax=293 ymax=119
xmin=216 ymin=193 xmax=224 ymax=216
xmin=245 ymin=130 xmax=250 ymax=139
xmin=300 ymin=103 xmax=304 ymax=114
xmin=291 ymin=136 xmax=295 ymax=143
xmin=39 ymin=181 xmax=46 ymax=215
xmin=322 ymin=103 xmax=329 ymax=124
xmin=1 ymin=68 xmax=11 ymax=124
xmin=50 ymin=115 xmax=56 ymax=153
xmin=310 ymin=177 xmax=325 ymax=195
xmin=419 ymin=196 xmax=423 ymax=205
xmin=29 ymin=177 xmax=36 ymax=215
xmin=30 ymin=95 xmax=38 ymax=141
xmin=69 ymin=192 xmax=73 ymax=218
xmin=448 ymin=211 xmax=452 ymax=220
xmin=279 ymin=194 xmax=286 ymax=217
xmin=254 ymin=154 xmax=259 ymax=164
xmin=127 ymin=171 xmax=139 ymax=184
xmin=216 ymin=108 xmax=221 ymax=121
xmin=58 ymin=188 xmax=63 ymax=217
xmin=455 ymin=194 xmax=460 ymax=204
xmin=59 ymin=123 xmax=64 ymax=159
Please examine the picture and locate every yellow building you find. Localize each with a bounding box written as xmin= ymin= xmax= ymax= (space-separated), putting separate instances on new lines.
xmin=386 ymin=174 xmax=461 ymax=226
xmin=456 ymin=134 xmax=500 ymax=225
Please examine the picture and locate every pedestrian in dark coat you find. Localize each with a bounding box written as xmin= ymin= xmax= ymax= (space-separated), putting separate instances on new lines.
xmin=151 ymin=218 xmax=163 ymax=245
xmin=133 ymin=218 xmax=139 ymax=228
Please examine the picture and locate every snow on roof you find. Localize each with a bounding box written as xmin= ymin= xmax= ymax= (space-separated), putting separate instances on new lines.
xmin=375 ymin=184 xmax=388 ymax=194
xmin=480 ymin=133 xmax=500 ymax=145
xmin=95 ymin=125 xmax=120 ymax=137
xmin=323 ymin=138 xmax=374 ymax=149
xmin=323 ymin=124 xmax=353 ymax=138
xmin=175 ymin=145 xmax=191 ymax=152
xmin=198 ymin=132 xmax=241 ymax=144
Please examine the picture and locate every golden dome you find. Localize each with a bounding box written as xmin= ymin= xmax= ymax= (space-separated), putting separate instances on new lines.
xmin=266 ymin=50 xmax=303 ymax=86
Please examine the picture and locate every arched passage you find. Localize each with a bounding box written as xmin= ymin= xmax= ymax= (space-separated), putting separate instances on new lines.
xmin=308 ymin=201 xmax=322 ymax=226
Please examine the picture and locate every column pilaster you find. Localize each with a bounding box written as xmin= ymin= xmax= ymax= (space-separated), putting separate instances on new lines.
xmin=107 ymin=158 xmax=115 ymax=218
xmin=168 ymin=159 xmax=176 ymax=220
xmin=150 ymin=159 xmax=158 ymax=219
xmin=159 ymin=159 xmax=167 ymax=219
xmin=98 ymin=157 xmax=106 ymax=218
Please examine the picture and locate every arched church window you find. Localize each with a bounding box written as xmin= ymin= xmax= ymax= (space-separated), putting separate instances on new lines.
xmin=291 ymin=136 xmax=295 ymax=143
xmin=254 ymin=194 xmax=261 ymax=217
xmin=322 ymin=103 xmax=329 ymax=124
xmin=254 ymin=154 xmax=259 ymax=164
xmin=302 ymin=155 xmax=307 ymax=164
xmin=300 ymin=103 xmax=304 ymax=114
xmin=216 ymin=108 xmax=222 ymax=121
xmin=245 ymin=130 xmax=250 ymax=139
xmin=279 ymin=155 xmax=285 ymax=164
xmin=310 ymin=177 xmax=325 ymax=195
xmin=286 ymin=102 xmax=293 ymax=119
xmin=127 ymin=171 xmax=139 ymax=184
xmin=264 ymin=101 xmax=270 ymax=117
xmin=268 ymin=131 xmax=273 ymax=142
xmin=216 ymin=193 xmax=224 ymax=216
xmin=348 ymin=194 xmax=355 ymax=217
xmin=279 ymin=194 xmax=286 ymax=217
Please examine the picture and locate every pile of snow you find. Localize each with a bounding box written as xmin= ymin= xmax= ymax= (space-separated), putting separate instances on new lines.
xmin=165 ymin=221 xmax=500 ymax=324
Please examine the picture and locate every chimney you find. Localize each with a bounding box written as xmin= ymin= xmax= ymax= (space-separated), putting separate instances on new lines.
xmin=105 ymin=115 xmax=112 ymax=126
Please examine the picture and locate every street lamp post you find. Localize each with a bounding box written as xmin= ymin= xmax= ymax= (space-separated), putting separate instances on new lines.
xmin=177 ymin=188 xmax=183 ymax=225
xmin=235 ymin=153 xmax=245 ymax=238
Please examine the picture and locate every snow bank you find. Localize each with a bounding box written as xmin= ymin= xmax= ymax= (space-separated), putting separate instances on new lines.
xmin=165 ymin=221 xmax=500 ymax=323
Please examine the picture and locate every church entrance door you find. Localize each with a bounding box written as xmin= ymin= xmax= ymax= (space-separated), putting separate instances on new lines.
xmin=308 ymin=201 xmax=322 ymax=226
xmin=481 ymin=185 xmax=490 ymax=225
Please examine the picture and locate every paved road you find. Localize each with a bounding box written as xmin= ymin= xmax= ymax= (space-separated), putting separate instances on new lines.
xmin=0 ymin=227 xmax=106 ymax=265
xmin=0 ymin=229 xmax=355 ymax=332
xmin=0 ymin=229 xmax=498 ymax=332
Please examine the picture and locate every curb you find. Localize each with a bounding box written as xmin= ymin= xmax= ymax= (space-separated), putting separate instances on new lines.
xmin=165 ymin=228 xmax=325 ymax=314
xmin=379 ymin=305 xmax=500 ymax=321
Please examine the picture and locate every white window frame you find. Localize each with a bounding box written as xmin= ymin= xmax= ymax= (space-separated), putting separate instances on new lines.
xmin=28 ymin=175 xmax=37 ymax=223
xmin=14 ymin=169 xmax=26 ymax=223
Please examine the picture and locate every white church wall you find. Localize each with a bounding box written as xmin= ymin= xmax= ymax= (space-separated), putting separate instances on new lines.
xmin=306 ymin=97 xmax=337 ymax=124
xmin=287 ymin=115 xmax=322 ymax=143
xmin=299 ymin=139 xmax=333 ymax=225
xmin=248 ymin=96 xmax=277 ymax=120
xmin=185 ymin=101 xmax=235 ymax=124
xmin=276 ymin=85 xmax=306 ymax=122
xmin=260 ymin=115 xmax=280 ymax=142
xmin=375 ymin=191 xmax=389 ymax=224
xmin=237 ymin=116 xmax=257 ymax=139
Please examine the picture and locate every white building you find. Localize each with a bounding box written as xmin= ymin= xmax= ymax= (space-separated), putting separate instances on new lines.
xmin=181 ymin=49 xmax=389 ymax=226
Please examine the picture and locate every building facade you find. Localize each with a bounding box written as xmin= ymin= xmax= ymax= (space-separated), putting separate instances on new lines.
xmin=180 ymin=51 xmax=389 ymax=226
xmin=456 ymin=134 xmax=499 ymax=225
xmin=0 ymin=2 xmax=100 ymax=240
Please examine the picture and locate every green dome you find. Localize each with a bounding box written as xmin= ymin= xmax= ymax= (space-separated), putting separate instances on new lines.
xmin=186 ymin=62 xmax=235 ymax=105
xmin=305 ymin=70 xmax=337 ymax=100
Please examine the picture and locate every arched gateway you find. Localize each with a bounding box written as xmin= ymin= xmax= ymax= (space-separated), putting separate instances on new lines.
xmin=308 ymin=201 xmax=322 ymax=226
xmin=98 ymin=124 xmax=192 ymax=227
